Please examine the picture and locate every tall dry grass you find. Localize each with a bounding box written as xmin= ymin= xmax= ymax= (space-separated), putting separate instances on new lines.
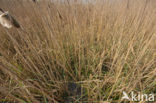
xmin=0 ymin=0 xmax=156 ymax=102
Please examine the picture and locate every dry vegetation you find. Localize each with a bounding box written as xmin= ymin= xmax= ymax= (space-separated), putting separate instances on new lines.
xmin=0 ymin=0 xmax=156 ymax=102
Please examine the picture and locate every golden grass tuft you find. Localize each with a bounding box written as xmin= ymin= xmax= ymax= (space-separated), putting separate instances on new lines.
xmin=0 ymin=0 xmax=156 ymax=102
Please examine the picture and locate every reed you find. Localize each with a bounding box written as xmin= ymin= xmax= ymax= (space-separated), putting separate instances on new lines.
xmin=0 ymin=0 xmax=156 ymax=102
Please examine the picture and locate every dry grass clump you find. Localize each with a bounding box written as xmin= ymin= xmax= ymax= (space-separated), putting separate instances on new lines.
xmin=0 ymin=0 xmax=156 ymax=102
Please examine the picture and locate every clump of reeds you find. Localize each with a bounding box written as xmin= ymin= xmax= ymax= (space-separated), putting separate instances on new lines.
xmin=0 ymin=0 xmax=156 ymax=102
